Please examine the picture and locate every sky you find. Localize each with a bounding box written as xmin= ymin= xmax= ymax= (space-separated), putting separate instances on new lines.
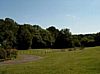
xmin=0 ymin=0 xmax=100 ymax=34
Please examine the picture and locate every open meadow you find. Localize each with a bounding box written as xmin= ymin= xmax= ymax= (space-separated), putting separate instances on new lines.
xmin=0 ymin=47 xmax=100 ymax=74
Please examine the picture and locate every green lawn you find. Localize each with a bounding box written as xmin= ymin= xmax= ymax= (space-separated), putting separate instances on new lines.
xmin=0 ymin=47 xmax=100 ymax=74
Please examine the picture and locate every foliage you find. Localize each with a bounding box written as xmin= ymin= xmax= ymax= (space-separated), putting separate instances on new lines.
xmin=0 ymin=18 xmax=18 ymax=49
xmin=0 ymin=48 xmax=17 ymax=60
xmin=0 ymin=48 xmax=6 ymax=60
xmin=94 ymin=32 xmax=100 ymax=46
xmin=0 ymin=18 xmax=100 ymax=50
xmin=54 ymin=28 xmax=72 ymax=48
xmin=16 ymin=25 xmax=32 ymax=50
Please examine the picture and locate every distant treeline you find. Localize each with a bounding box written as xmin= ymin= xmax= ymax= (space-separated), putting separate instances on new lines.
xmin=0 ymin=18 xmax=100 ymax=50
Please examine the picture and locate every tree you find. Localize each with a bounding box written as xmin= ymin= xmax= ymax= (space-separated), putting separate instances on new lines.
xmin=0 ymin=18 xmax=18 ymax=60
xmin=54 ymin=28 xmax=72 ymax=48
xmin=40 ymin=29 xmax=53 ymax=48
xmin=0 ymin=17 xmax=98 ymax=50
xmin=72 ymin=35 xmax=81 ymax=47
xmin=94 ymin=32 xmax=100 ymax=46
xmin=31 ymin=25 xmax=53 ymax=48
xmin=16 ymin=25 xmax=32 ymax=50
xmin=46 ymin=26 xmax=59 ymax=47
xmin=0 ymin=18 xmax=18 ymax=49
xmin=31 ymin=34 xmax=45 ymax=48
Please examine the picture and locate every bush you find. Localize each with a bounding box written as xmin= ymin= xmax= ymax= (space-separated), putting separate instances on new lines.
xmin=68 ymin=48 xmax=73 ymax=51
xmin=80 ymin=46 xmax=85 ymax=50
xmin=0 ymin=48 xmax=7 ymax=60
xmin=10 ymin=49 xmax=18 ymax=59
xmin=0 ymin=48 xmax=17 ymax=61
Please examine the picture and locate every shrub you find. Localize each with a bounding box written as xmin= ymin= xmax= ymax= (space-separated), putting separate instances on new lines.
xmin=0 ymin=48 xmax=7 ymax=61
xmin=0 ymin=48 xmax=17 ymax=61
xmin=68 ymin=48 xmax=73 ymax=51
xmin=80 ymin=46 xmax=85 ymax=50
xmin=10 ymin=49 xmax=18 ymax=59
xmin=6 ymin=49 xmax=18 ymax=60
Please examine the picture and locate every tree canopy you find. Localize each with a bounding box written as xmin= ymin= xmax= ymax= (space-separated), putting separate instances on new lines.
xmin=0 ymin=18 xmax=99 ymax=50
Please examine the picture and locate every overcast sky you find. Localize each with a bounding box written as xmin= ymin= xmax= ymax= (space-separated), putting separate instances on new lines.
xmin=0 ymin=0 xmax=100 ymax=34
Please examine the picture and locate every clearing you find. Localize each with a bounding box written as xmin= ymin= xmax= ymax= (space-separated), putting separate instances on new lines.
xmin=0 ymin=47 xmax=100 ymax=74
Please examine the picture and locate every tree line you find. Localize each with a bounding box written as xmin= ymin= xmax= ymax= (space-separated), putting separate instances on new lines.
xmin=0 ymin=18 xmax=100 ymax=50
xmin=1 ymin=18 xmax=100 ymax=60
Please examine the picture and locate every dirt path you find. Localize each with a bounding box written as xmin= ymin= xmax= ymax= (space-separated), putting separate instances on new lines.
xmin=0 ymin=55 xmax=42 ymax=66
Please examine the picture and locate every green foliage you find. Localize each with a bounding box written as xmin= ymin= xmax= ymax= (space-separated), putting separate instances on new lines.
xmin=31 ymin=25 xmax=53 ymax=48
xmin=80 ymin=46 xmax=85 ymax=50
xmin=0 ymin=17 xmax=100 ymax=50
xmin=40 ymin=29 xmax=53 ymax=48
xmin=95 ymin=32 xmax=100 ymax=46
xmin=0 ymin=18 xmax=18 ymax=49
xmin=0 ymin=48 xmax=6 ymax=60
xmin=6 ymin=49 xmax=18 ymax=59
xmin=72 ymin=35 xmax=81 ymax=47
xmin=54 ymin=28 xmax=73 ymax=48
xmin=16 ymin=25 xmax=32 ymax=50
xmin=46 ymin=26 xmax=59 ymax=47
xmin=31 ymin=34 xmax=45 ymax=48
xmin=0 ymin=48 xmax=17 ymax=60
xmin=73 ymin=34 xmax=95 ymax=47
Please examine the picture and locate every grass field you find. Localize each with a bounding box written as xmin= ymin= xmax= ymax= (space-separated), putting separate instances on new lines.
xmin=0 ymin=47 xmax=100 ymax=74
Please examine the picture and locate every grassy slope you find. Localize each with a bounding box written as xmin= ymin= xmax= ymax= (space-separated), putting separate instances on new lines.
xmin=0 ymin=47 xmax=100 ymax=74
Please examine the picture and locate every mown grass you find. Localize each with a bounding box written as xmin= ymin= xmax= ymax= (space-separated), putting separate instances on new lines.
xmin=0 ymin=47 xmax=100 ymax=74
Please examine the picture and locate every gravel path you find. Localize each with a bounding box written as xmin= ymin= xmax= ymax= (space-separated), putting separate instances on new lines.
xmin=0 ymin=55 xmax=42 ymax=65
